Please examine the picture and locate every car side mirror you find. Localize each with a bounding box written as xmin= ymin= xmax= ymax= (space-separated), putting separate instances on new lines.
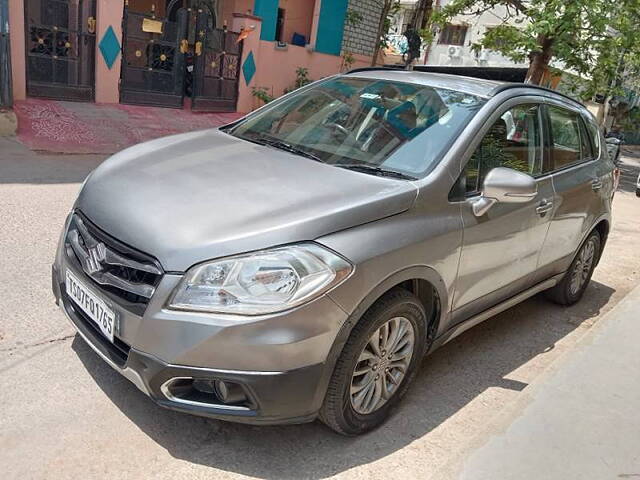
xmin=472 ymin=167 xmax=538 ymax=217
xmin=605 ymin=137 xmax=622 ymax=145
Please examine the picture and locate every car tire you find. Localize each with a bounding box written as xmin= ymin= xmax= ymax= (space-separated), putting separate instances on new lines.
xmin=635 ymin=188 xmax=640 ymax=198
xmin=319 ymin=288 xmax=427 ymax=436
xmin=546 ymin=230 xmax=601 ymax=306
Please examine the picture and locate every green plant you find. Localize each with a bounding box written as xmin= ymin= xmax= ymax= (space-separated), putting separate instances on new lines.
xmin=341 ymin=51 xmax=356 ymax=71
xmin=345 ymin=8 xmax=364 ymax=28
xmin=251 ymin=86 xmax=274 ymax=104
xmin=294 ymin=67 xmax=311 ymax=89
xmin=282 ymin=68 xmax=313 ymax=95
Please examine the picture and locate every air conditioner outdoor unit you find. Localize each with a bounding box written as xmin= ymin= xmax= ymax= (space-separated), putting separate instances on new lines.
xmin=447 ymin=46 xmax=463 ymax=58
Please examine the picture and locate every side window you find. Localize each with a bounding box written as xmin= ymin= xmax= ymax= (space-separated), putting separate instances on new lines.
xmin=547 ymin=105 xmax=591 ymax=169
xmin=463 ymin=104 xmax=542 ymax=194
xmin=584 ymin=117 xmax=602 ymax=159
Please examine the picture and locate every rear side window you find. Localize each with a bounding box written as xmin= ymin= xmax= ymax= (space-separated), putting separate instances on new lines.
xmin=584 ymin=117 xmax=602 ymax=159
xmin=548 ymin=105 xmax=593 ymax=169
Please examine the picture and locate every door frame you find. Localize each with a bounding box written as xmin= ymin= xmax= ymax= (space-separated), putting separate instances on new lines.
xmin=448 ymin=96 xmax=554 ymax=322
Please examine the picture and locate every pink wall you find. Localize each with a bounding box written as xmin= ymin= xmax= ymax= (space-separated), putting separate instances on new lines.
xmin=95 ymin=0 xmax=124 ymax=104
xmin=251 ymin=41 xmax=369 ymax=103
xmin=279 ymin=0 xmax=314 ymax=44
xmin=9 ymin=0 xmax=26 ymax=100
xmin=222 ymin=0 xmax=255 ymax=28
xmin=232 ymin=13 xmax=263 ymax=113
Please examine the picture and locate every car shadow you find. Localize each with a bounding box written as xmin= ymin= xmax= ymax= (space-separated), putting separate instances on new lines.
xmin=72 ymin=280 xmax=615 ymax=480
xmin=0 ymin=137 xmax=105 ymax=184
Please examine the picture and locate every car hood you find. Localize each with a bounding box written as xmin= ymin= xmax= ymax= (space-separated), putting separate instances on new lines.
xmin=77 ymin=129 xmax=417 ymax=271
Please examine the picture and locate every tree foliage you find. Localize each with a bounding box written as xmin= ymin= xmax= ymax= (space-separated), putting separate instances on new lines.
xmin=434 ymin=0 xmax=640 ymax=91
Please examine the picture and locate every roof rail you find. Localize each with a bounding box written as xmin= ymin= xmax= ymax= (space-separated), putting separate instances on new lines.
xmin=345 ymin=66 xmax=405 ymax=74
xmin=492 ymin=83 xmax=584 ymax=107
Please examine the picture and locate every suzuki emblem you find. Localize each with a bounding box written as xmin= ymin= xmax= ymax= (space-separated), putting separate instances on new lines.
xmin=86 ymin=242 xmax=107 ymax=274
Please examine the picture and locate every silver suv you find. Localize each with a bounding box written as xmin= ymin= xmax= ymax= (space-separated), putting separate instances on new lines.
xmin=52 ymin=70 xmax=614 ymax=435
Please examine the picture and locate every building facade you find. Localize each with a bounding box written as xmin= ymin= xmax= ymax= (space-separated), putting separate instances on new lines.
xmin=5 ymin=0 xmax=378 ymax=113
xmin=386 ymin=0 xmax=526 ymax=68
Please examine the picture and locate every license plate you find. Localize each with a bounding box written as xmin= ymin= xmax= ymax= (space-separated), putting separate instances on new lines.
xmin=65 ymin=270 xmax=116 ymax=343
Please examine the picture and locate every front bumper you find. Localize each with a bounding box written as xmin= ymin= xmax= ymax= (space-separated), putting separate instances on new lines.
xmin=52 ymin=260 xmax=347 ymax=425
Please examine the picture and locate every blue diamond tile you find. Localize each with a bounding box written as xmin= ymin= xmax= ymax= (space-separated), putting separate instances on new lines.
xmin=242 ymin=51 xmax=256 ymax=86
xmin=99 ymin=26 xmax=121 ymax=69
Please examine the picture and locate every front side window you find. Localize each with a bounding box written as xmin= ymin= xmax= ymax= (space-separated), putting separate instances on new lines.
xmin=548 ymin=105 xmax=591 ymax=169
xmin=462 ymin=104 xmax=543 ymax=194
xmin=228 ymin=77 xmax=486 ymax=179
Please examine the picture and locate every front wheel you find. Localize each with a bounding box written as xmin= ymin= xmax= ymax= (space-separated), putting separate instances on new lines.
xmin=546 ymin=230 xmax=601 ymax=306
xmin=320 ymin=288 xmax=427 ymax=435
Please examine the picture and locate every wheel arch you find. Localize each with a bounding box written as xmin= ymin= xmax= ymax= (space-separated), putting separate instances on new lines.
xmin=311 ymin=266 xmax=447 ymax=411
xmin=592 ymin=218 xmax=610 ymax=265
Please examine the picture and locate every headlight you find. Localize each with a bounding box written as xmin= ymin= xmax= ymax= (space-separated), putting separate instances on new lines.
xmin=168 ymin=243 xmax=353 ymax=315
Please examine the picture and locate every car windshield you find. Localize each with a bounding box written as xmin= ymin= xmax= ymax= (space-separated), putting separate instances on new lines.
xmin=227 ymin=76 xmax=486 ymax=178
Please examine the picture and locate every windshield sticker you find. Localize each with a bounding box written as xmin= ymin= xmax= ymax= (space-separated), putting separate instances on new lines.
xmin=360 ymin=93 xmax=381 ymax=100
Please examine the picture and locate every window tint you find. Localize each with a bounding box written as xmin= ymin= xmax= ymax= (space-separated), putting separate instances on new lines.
xmin=579 ymin=119 xmax=594 ymax=159
xmin=463 ymin=104 xmax=542 ymax=194
xmin=584 ymin=117 xmax=602 ymax=159
xmin=548 ymin=106 xmax=592 ymax=169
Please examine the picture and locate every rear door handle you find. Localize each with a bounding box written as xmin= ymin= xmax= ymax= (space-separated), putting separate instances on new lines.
xmin=536 ymin=199 xmax=553 ymax=215
xmin=592 ymin=179 xmax=603 ymax=190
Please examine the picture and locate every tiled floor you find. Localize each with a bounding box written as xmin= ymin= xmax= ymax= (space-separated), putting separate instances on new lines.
xmin=13 ymin=99 xmax=242 ymax=154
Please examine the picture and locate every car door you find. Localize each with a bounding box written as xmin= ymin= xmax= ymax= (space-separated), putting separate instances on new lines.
xmin=535 ymin=101 xmax=611 ymax=279
xmin=450 ymin=100 xmax=555 ymax=321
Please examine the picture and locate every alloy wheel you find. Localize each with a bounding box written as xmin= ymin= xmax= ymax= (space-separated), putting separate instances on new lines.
xmin=570 ymin=238 xmax=596 ymax=295
xmin=350 ymin=316 xmax=415 ymax=415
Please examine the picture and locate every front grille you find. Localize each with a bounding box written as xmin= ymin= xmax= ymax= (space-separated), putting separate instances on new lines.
xmin=64 ymin=212 xmax=163 ymax=314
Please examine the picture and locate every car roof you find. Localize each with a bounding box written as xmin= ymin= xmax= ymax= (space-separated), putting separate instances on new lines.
xmin=344 ymin=68 xmax=584 ymax=109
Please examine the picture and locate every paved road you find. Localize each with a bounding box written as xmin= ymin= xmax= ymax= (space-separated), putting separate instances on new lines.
xmin=1 ymin=137 xmax=639 ymax=479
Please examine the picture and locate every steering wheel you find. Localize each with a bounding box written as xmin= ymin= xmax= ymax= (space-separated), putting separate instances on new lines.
xmin=324 ymin=122 xmax=350 ymax=139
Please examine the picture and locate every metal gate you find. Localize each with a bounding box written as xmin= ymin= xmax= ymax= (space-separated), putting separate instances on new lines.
xmin=191 ymin=9 xmax=242 ymax=112
xmin=120 ymin=0 xmax=188 ymax=108
xmin=1 ymin=0 xmax=12 ymax=107
xmin=120 ymin=0 xmax=241 ymax=111
xmin=24 ymin=0 xmax=96 ymax=101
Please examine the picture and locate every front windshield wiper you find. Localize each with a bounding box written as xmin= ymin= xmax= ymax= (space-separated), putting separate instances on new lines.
xmin=246 ymin=135 xmax=322 ymax=162
xmin=335 ymin=164 xmax=417 ymax=180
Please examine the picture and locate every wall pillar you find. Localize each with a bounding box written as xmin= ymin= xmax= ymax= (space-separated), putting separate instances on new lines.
xmin=95 ymin=0 xmax=123 ymax=104
xmin=309 ymin=0 xmax=322 ymax=48
xmin=8 ymin=0 xmax=25 ymax=100
xmin=232 ymin=13 xmax=262 ymax=114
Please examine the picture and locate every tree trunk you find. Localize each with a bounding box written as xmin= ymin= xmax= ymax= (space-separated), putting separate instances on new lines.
xmin=525 ymin=35 xmax=554 ymax=85
xmin=371 ymin=2 xmax=392 ymax=66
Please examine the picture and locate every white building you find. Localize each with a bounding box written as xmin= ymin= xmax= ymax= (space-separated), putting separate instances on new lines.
xmin=387 ymin=0 xmax=527 ymax=68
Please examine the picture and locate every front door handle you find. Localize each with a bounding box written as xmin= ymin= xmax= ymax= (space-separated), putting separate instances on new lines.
xmin=592 ymin=179 xmax=603 ymax=190
xmin=536 ymin=199 xmax=553 ymax=215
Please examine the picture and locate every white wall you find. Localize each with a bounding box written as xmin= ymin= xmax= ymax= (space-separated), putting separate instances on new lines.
xmin=391 ymin=0 xmax=528 ymax=67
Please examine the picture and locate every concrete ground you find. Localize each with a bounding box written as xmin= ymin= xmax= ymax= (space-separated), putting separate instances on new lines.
xmin=1 ymin=137 xmax=639 ymax=479
xmin=438 ymin=281 xmax=640 ymax=480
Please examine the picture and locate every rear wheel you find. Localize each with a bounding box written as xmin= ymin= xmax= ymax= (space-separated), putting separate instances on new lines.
xmin=320 ymin=288 xmax=427 ymax=435
xmin=546 ymin=230 xmax=601 ymax=306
